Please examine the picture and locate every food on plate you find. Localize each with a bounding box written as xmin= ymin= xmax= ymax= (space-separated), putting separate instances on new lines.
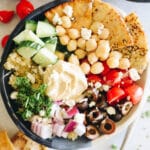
xmin=1 ymin=35 xmax=10 ymax=48
xmin=92 ymin=0 xmax=133 ymax=49
xmin=3 ymin=0 xmax=148 ymax=142
xmin=16 ymin=0 xmax=34 ymax=19
xmin=0 ymin=130 xmax=15 ymax=150
xmin=12 ymin=132 xmax=49 ymax=150
xmin=124 ymin=13 xmax=148 ymax=73
xmin=0 ymin=10 xmax=14 ymax=23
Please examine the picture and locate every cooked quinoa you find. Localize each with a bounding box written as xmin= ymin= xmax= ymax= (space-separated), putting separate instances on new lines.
xmin=4 ymin=52 xmax=43 ymax=88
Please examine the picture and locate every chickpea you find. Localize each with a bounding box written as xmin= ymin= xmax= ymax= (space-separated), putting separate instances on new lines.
xmin=75 ymin=49 xmax=87 ymax=59
xmin=77 ymin=38 xmax=86 ymax=49
xmin=56 ymin=25 xmax=66 ymax=36
xmin=107 ymin=57 xmax=120 ymax=68
xmin=91 ymin=34 xmax=99 ymax=42
xmin=59 ymin=35 xmax=70 ymax=45
xmin=68 ymin=28 xmax=80 ymax=40
xmin=80 ymin=62 xmax=90 ymax=74
xmin=90 ymin=62 xmax=104 ymax=74
xmin=119 ymin=58 xmax=130 ymax=70
xmin=95 ymin=40 xmax=110 ymax=60
xmin=55 ymin=50 xmax=65 ymax=60
xmin=86 ymin=38 xmax=97 ymax=52
xmin=68 ymin=54 xmax=79 ymax=65
xmin=99 ymin=28 xmax=109 ymax=40
xmin=109 ymin=51 xmax=122 ymax=59
xmin=87 ymin=52 xmax=98 ymax=65
xmin=67 ymin=40 xmax=77 ymax=51
xmin=61 ymin=16 xmax=72 ymax=28
xmin=90 ymin=21 xmax=104 ymax=34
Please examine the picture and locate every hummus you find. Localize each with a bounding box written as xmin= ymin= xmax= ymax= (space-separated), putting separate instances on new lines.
xmin=43 ymin=60 xmax=88 ymax=102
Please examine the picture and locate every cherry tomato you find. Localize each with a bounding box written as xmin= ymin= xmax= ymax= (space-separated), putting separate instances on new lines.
xmin=120 ymin=76 xmax=133 ymax=88
xmin=100 ymin=61 xmax=110 ymax=76
xmin=16 ymin=0 xmax=34 ymax=19
xmin=107 ymin=87 xmax=125 ymax=105
xmin=0 ymin=10 xmax=14 ymax=23
xmin=1 ymin=35 xmax=9 ymax=48
xmin=87 ymin=74 xmax=103 ymax=84
xmin=124 ymin=84 xmax=143 ymax=105
xmin=104 ymin=70 xmax=123 ymax=86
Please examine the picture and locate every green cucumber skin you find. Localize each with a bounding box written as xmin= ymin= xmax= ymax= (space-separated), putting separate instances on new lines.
xmin=25 ymin=20 xmax=37 ymax=32
xmin=17 ymin=41 xmax=42 ymax=59
xmin=13 ymin=30 xmax=45 ymax=46
xmin=42 ymin=37 xmax=57 ymax=52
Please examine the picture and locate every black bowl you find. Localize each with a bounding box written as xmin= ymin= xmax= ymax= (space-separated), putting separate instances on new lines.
xmin=0 ymin=0 xmax=90 ymax=149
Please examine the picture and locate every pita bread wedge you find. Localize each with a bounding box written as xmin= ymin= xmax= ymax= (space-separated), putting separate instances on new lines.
xmin=45 ymin=0 xmax=93 ymax=29
xmin=0 ymin=130 xmax=15 ymax=150
xmin=92 ymin=0 xmax=133 ymax=49
xmin=117 ymin=13 xmax=148 ymax=74
xmin=125 ymin=13 xmax=148 ymax=50
xmin=11 ymin=132 xmax=48 ymax=150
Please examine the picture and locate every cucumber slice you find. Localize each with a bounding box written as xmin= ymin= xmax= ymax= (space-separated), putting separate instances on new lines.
xmin=17 ymin=41 xmax=42 ymax=59
xmin=13 ymin=29 xmax=45 ymax=46
xmin=36 ymin=21 xmax=56 ymax=38
xmin=43 ymin=37 xmax=57 ymax=53
xmin=32 ymin=47 xmax=58 ymax=66
xmin=25 ymin=20 xmax=37 ymax=32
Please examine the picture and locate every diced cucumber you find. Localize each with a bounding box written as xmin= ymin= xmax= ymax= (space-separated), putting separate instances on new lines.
xmin=36 ymin=21 xmax=56 ymax=38
xmin=13 ymin=29 xmax=45 ymax=46
xmin=25 ymin=20 xmax=37 ymax=32
xmin=42 ymin=37 xmax=57 ymax=53
xmin=32 ymin=47 xmax=58 ymax=66
xmin=16 ymin=41 xmax=42 ymax=59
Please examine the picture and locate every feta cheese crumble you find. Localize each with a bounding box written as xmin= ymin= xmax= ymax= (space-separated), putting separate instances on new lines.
xmin=81 ymin=28 xmax=92 ymax=40
xmin=52 ymin=13 xmax=62 ymax=25
xmin=63 ymin=5 xmax=73 ymax=17
xmin=129 ymin=68 xmax=140 ymax=81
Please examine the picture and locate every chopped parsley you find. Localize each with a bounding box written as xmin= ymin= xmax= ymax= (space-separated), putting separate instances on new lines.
xmin=111 ymin=144 xmax=118 ymax=150
xmin=15 ymin=76 xmax=52 ymax=120
xmin=141 ymin=110 xmax=150 ymax=119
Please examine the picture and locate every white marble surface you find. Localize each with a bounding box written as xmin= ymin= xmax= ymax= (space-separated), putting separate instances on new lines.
xmin=0 ymin=0 xmax=150 ymax=150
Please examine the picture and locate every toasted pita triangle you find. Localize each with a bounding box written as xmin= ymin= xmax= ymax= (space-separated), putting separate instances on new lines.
xmin=0 ymin=130 xmax=15 ymax=150
xmin=125 ymin=13 xmax=148 ymax=50
xmin=45 ymin=0 xmax=93 ymax=29
xmin=11 ymin=132 xmax=47 ymax=150
xmin=123 ymin=13 xmax=148 ymax=74
xmin=92 ymin=0 xmax=133 ymax=49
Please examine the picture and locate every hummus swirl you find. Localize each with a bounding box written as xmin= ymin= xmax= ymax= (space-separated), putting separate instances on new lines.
xmin=43 ymin=60 xmax=88 ymax=102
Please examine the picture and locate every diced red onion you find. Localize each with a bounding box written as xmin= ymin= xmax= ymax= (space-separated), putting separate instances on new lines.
xmin=67 ymin=106 xmax=79 ymax=118
xmin=64 ymin=120 xmax=77 ymax=132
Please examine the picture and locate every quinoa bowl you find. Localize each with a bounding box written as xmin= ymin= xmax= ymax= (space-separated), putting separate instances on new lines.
xmin=0 ymin=0 xmax=149 ymax=149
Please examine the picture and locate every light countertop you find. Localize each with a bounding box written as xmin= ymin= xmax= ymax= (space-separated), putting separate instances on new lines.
xmin=0 ymin=1 xmax=150 ymax=150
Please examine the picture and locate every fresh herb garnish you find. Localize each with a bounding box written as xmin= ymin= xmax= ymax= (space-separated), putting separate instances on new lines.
xmin=15 ymin=77 xmax=52 ymax=120
xmin=141 ymin=110 xmax=150 ymax=118
xmin=111 ymin=144 xmax=118 ymax=150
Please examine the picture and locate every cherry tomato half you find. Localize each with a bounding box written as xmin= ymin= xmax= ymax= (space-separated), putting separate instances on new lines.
xmin=87 ymin=74 xmax=103 ymax=84
xmin=1 ymin=35 xmax=9 ymax=48
xmin=104 ymin=69 xmax=123 ymax=86
xmin=16 ymin=0 xmax=34 ymax=19
xmin=120 ymin=76 xmax=133 ymax=88
xmin=124 ymin=84 xmax=143 ymax=105
xmin=107 ymin=87 xmax=125 ymax=105
xmin=0 ymin=10 xmax=14 ymax=23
